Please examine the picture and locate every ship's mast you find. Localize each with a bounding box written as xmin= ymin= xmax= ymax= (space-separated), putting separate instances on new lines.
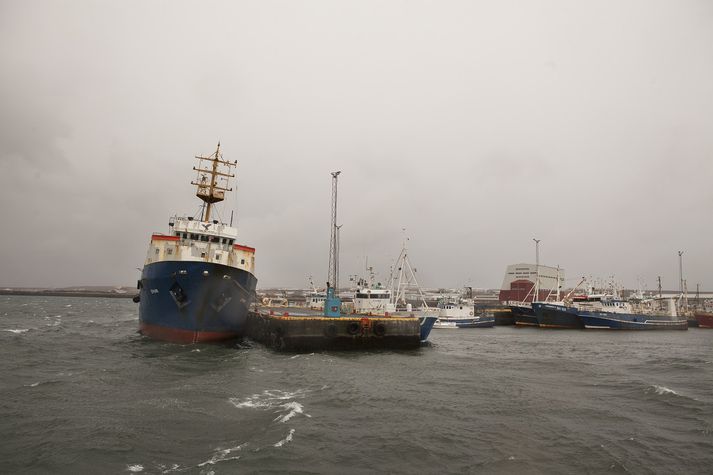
xmin=556 ymin=265 xmax=561 ymax=301
xmin=533 ymin=238 xmax=541 ymax=303
xmin=389 ymin=232 xmax=429 ymax=309
xmin=191 ymin=142 xmax=237 ymax=223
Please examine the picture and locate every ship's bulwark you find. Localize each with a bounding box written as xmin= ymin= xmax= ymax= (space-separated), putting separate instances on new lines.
xmin=138 ymin=260 xmax=257 ymax=343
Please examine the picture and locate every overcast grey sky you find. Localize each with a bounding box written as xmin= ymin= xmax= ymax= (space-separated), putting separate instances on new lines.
xmin=1 ymin=0 xmax=712 ymax=290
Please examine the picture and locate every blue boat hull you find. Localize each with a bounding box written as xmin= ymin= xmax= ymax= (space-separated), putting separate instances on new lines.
xmin=138 ymin=260 xmax=258 ymax=343
xmin=433 ymin=314 xmax=496 ymax=329
xmin=533 ymin=303 xmax=583 ymax=329
xmin=457 ymin=317 xmax=495 ymax=328
xmin=473 ymin=316 xmax=496 ymax=328
xmin=510 ymin=305 xmax=538 ymax=326
xmin=577 ymin=311 xmax=688 ymax=330
xmin=418 ymin=316 xmax=438 ymax=342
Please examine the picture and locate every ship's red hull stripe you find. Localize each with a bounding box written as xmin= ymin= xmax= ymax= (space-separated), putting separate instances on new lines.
xmin=139 ymin=321 xmax=239 ymax=343
xmin=233 ymin=244 xmax=255 ymax=253
xmin=151 ymin=234 xmax=180 ymax=241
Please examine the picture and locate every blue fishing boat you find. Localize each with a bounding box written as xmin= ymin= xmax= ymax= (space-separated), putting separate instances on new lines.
xmin=577 ymin=298 xmax=688 ymax=330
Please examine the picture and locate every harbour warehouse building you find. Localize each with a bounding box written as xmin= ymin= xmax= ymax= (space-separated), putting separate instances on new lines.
xmin=498 ymin=263 xmax=566 ymax=303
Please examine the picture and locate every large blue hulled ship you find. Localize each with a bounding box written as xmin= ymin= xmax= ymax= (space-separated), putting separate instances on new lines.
xmin=135 ymin=143 xmax=257 ymax=343
xmin=576 ymin=297 xmax=688 ymax=330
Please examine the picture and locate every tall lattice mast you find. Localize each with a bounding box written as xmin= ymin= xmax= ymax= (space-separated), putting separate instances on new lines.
xmin=327 ymin=171 xmax=341 ymax=290
xmin=191 ymin=142 xmax=237 ymax=223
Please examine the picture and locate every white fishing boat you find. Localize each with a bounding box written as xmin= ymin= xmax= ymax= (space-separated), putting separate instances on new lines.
xmin=305 ymin=276 xmax=326 ymax=310
xmin=433 ymin=293 xmax=495 ymax=329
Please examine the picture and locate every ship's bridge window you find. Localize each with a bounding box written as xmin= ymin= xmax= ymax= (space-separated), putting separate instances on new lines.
xmin=211 ymin=236 xmax=220 ymax=243
xmin=200 ymin=235 xmax=209 ymax=242
xmin=191 ymin=233 xmax=198 ymax=240
xmin=182 ymin=233 xmax=188 ymax=239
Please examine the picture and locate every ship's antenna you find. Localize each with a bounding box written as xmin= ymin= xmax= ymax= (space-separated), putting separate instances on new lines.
xmin=191 ymin=141 xmax=237 ymax=222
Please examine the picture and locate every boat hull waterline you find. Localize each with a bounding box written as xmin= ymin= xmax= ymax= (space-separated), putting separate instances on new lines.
xmin=577 ymin=311 xmax=688 ymax=330
xmin=433 ymin=317 xmax=495 ymax=329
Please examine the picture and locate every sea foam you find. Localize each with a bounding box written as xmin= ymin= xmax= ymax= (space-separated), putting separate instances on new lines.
xmin=229 ymin=389 xmax=311 ymax=422
xmin=274 ymin=429 xmax=295 ymax=447
xmin=274 ymin=401 xmax=306 ymax=423
xmin=650 ymin=385 xmax=680 ymax=396
xmin=197 ymin=443 xmax=246 ymax=467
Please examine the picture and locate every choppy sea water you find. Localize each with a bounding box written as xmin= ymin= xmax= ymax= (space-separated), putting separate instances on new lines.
xmin=1 ymin=295 xmax=711 ymax=474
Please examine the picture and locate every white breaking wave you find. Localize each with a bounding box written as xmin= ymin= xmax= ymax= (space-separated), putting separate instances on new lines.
xmin=126 ymin=464 xmax=144 ymax=472
xmin=229 ymin=389 xmax=311 ymax=423
xmin=3 ymin=329 xmax=29 ymax=334
xmin=274 ymin=401 xmax=306 ymax=423
xmin=274 ymin=429 xmax=295 ymax=447
xmin=229 ymin=389 xmax=307 ymax=409
xmin=198 ymin=443 xmax=246 ymax=467
xmin=651 ymin=385 xmax=679 ymax=396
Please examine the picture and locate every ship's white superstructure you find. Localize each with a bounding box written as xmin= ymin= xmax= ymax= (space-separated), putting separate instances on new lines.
xmin=145 ymin=217 xmax=255 ymax=273
xmin=353 ymin=287 xmax=397 ymax=315
xmin=437 ymin=299 xmax=475 ymax=318
xmin=307 ymin=291 xmax=326 ymax=310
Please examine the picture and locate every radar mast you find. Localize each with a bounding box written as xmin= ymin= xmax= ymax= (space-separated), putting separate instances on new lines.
xmin=191 ymin=142 xmax=237 ymax=223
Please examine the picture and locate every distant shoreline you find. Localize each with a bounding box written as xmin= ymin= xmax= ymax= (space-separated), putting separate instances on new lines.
xmin=0 ymin=290 xmax=138 ymax=299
